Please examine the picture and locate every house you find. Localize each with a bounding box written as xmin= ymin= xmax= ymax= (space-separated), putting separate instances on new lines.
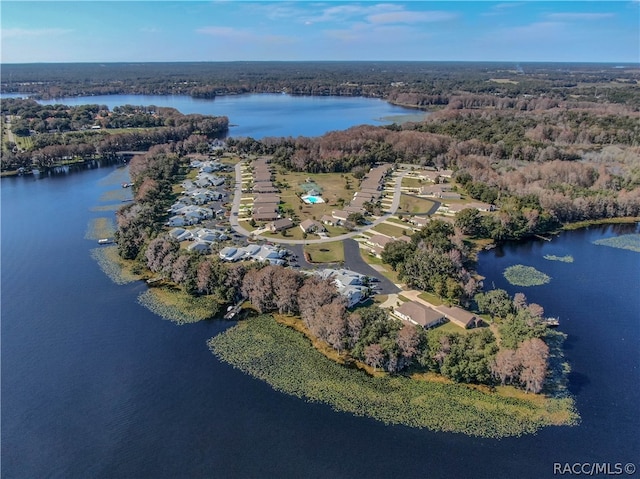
xmin=269 ymin=218 xmax=295 ymax=232
xmin=421 ymin=184 xmax=453 ymax=196
xmin=300 ymin=219 xmax=322 ymax=234
xmin=313 ymin=268 xmax=368 ymax=307
xmin=394 ymin=301 xmax=445 ymax=329
xmin=197 ymin=173 xmax=225 ymax=187
xmin=413 ymin=170 xmax=440 ymax=182
xmin=168 ymin=227 xmax=193 ymax=242
xmin=254 ymin=194 xmax=280 ymax=205
xmin=409 ymin=216 xmax=430 ymax=228
xmin=253 ymin=246 xmax=285 ymax=265
xmin=331 ymin=210 xmax=350 ymax=224
xmin=252 ymin=210 xmax=279 ymax=222
xmin=192 ymin=228 xmax=220 ymax=243
xmin=252 ymin=182 xmax=278 ymax=194
xmin=219 ymin=247 xmax=247 ymax=262
xmin=436 ymin=305 xmax=479 ymax=329
xmin=438 ymin=192 xmax=462 ymax=200
xmin=367 ymin=234 xmax=394 ymax=250
xmin=439 ymin=169 xmax=454 ymax=178
xmin=187 ymin=241 xmax=210 ymax=254
xmin=167 ymin=215 xmax=188 ymax=227
xmin=466 ymin=201 xmax=495 ymax=212
xmin=321 ymin=215 xmax=336 ymax=226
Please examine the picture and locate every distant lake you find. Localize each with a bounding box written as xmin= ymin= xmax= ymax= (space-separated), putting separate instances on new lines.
xmin=2 ymin=161 xmax=638 ymax=478
xmin=20 ymin=93 xmax=426 ymax=138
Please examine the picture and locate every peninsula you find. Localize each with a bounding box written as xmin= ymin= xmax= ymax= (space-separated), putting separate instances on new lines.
xmin=4 ymin=62 xmax=639 ymax=437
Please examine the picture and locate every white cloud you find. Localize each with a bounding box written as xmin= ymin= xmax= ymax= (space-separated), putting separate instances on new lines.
xmin=1 ymin=28 xmax=73 ymax=39
xmin=367 ymin=10 xmax=456 ymax=25
xmin=547 ymin=12 xmax=616 ymax=21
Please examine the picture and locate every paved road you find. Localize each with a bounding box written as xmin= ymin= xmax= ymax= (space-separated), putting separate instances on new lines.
xmin=229 ymin=161 xmax=408 ymax=245
xmin=342 ymin=239 xmax=400 ymax=294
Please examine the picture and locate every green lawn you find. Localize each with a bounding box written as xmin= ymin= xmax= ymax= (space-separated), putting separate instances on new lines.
xmin=418 ymin=291 xmax=444 ymax=306
xmin=397 ymin=195 xmax=436 ymax=215
xmin=369 ymin=222 xmax=410 ymax=238
xmin=304 ymin=241 xmax=345 ymax=263
xmin=401 ymin=177 xmax=424 ymax=189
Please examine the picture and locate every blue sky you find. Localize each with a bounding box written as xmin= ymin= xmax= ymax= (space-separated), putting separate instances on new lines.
xmin=1 ymin=1 xmax=638 ymax=63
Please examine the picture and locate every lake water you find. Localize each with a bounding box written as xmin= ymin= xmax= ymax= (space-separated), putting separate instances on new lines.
xmin=19 ymin=93 xmax=425 ymax=139
xmin=3 ymin=161 xmax=638 ymax=478
xmin=1 ymin=94 xmax=639 ymax=478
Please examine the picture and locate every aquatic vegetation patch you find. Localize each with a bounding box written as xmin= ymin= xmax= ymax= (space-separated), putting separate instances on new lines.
xmin=98 ymin=167 xmax=132 ymax=187
xmin=90 ymin=246 xmax=140 ymax=285
xmin=91 ymin=204 xmax=123 ymax=212
xmin=503 ymin=265 xmax=551 ymax=287
xmin=208 ymin=316 xmax=578 ymax=438
xmin=99 ymin=188 xmax=132 ymax=203
xmin=138 ymin=288 xmax=221 ymax=325
xmin=593 ymin=234 xmax=640 ymax=253
xmin=543 ymin=254 xmax=574 ymax=263
xmin=85 ymin=217 xmax=116 ymax=240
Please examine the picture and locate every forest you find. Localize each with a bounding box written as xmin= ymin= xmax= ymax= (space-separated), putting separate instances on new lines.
xmin=1 ymin=98 xmax=228 ymax=170
xmin=2 ymin=61 xmax=639 ymax=106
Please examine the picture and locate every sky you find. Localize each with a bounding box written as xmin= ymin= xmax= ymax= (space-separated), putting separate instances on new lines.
xmin=1 ymin=1 xmax=639 ymax=63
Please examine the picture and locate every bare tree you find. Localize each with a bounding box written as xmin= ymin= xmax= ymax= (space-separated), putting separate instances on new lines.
xmin=364 ymin=343 xmax=384 ymax=371
xmin=516 ymin=338 xmax=549 ymax=393
xmin=491 ymin=349 xmax=520 ymax=385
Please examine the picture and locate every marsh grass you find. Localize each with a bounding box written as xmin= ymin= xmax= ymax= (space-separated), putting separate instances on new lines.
xmin=137 ymin=288 xmax=221 ymax=324
xmin=503 ymin=265 xmax=551 ymax=287
xmin=86 ymin=217 xmax=116 ymax=240
xmin=90 ymin=246 xmax=141 ymax=284
xmin=593 ymin=234 xmax=640 ymax=253
xmin=543 ymin=254 xmax=574 ymax=263
xmin=208 ymin=315 xmax=579 ymax=437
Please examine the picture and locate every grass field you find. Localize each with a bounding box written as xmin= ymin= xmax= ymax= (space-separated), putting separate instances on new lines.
xmin=368 ymin=222 xmax=410 ymax=238
xmin=418 ymin=291 xmax=444 ymax=306
xmin=275 ymin=170 xmax=355 ymax=219
xmin=401 ymin=177 xmax=424 ymax=189
xmin=304 ymin=241 xmax=345 ymax=263
xmin=397 ymin=195 xmax=436 ymax=215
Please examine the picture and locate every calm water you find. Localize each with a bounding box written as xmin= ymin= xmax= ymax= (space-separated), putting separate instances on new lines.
xmin=27 ymin=93 xmax=423 ymax=139
xmin=3 ymin=163 xmax=638 ymax=478
xmin=1 ymin=94 xmax=638 ymax=478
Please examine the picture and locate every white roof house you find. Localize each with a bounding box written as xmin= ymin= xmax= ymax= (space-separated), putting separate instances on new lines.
xmin=187 ymin=241 xmax=210 ymax=254
xmin=219 ymin=247 xmax=246 ymax=262
xmin=168 ymin=227 xmax=194 ymax=242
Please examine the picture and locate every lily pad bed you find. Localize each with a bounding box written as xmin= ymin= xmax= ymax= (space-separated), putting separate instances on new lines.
xmin=208 ymin=316 xmax=578 ymax=438
xmin=543 ymin=254 xmax=574 ymax=263
xmin=137 ymin=288 xmax=221 ymax=325
xmin=503 ymin=265 xmax=551 ymax=287
xmin=90 ymin=246 xmax=140 ymax=285
xmin=593 ymin=234 xmax=640 ymax=253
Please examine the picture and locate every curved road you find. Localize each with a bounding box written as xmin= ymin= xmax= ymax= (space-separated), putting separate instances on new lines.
xmin=229 ymin=161 xmax=408 ymax=245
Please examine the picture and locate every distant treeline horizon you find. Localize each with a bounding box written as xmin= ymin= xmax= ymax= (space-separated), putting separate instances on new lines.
xmin=2 ymin=61 xmax=638 ymax=106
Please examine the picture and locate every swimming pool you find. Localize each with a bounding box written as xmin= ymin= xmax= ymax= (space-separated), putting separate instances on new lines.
xmin=302 ymin=195 xmax=325 ymax=204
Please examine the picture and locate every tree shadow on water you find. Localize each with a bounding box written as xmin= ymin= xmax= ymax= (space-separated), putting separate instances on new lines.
xmin=567 ymin=371 xmax=590 ymax=396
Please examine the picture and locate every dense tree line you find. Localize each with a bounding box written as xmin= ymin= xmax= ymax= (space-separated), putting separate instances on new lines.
xmin=3 ymin=62 xmax=638 ymax=106
xmin=382 ymin=220 xmax=480 ymax=305
xmin=1 ymin=99 xmax=228 ymax=171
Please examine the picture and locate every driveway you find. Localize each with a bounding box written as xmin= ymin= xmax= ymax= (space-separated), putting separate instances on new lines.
xmin=342 ymin=239 xmax=400 ymax=295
